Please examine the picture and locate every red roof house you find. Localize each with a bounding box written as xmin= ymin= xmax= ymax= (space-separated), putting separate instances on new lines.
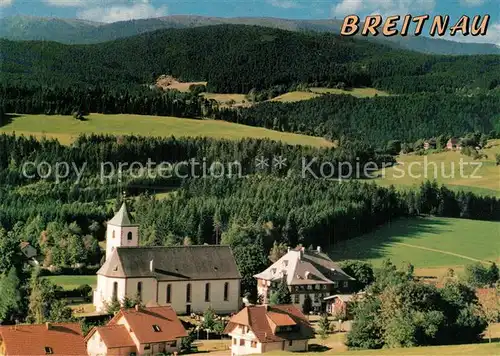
xmin=224 ymin=304 xmax=314 ymax=355
xmin=86 ymin=305 xmax=187 ymax=356
xmin=0 ymin=322 xmax=86 ymax=356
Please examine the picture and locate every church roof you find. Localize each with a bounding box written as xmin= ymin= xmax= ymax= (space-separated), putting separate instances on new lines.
xmin=98 ymin=245 xmax=241 ymax=281
xmin=108 ymin=202 xmax=137 ymax=227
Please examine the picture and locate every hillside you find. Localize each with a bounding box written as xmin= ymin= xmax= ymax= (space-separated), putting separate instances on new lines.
xmin=1 ymin=15 xmax=500 ymax=55
xmin=0 ymin=113 xmax=332 ymax=147
xmin=329 ymin=216 xmax=500 ymax=268
xmin=2 ymin=24 xmax=500 ymax=95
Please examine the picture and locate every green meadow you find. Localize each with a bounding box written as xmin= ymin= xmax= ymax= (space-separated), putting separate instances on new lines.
xmin=0 ymin=113 xmax=332 ymax=148
xmin=329 ymin=216 xmax=500 ymax=268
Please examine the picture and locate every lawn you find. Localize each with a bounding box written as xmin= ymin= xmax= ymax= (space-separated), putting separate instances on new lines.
xmin=374 ymin=142 xmax=500 ymax=197
xmin=329 ymin=216 xmax=500 ymax=269
xmin=0 ymin=114 xmax=332 ymax=148
xmin=44 ymin=275 xmax=97 ymax=290
xmin=309 ymin=87 xmax=391 ymax=98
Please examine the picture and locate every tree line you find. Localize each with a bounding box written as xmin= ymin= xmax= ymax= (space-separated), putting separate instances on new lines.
xmin=215 ymin=93 xmax=500 ymax=144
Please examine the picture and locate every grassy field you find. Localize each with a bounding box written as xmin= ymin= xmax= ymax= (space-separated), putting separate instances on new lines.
xmin=0 ymin=114 xmax=332 ymax=147
xmin=374 ymin=140 xmax=500 ymax=197
xmin=201 ymin=93 xmax=249 ymax=107
xmin=164 ymin=81 xmax=207 ymax=92
xmin=310 ymin=87 xmax=391 ymax=98
xmin=329 ymin=216 xmax=500 ymax=269
xmin=269 ymin=91 xmax=321 ymax=102
xmin=264 ymin=343 xmax=500 ymax=355
xmin=44 ymin=275 xmax=97 ymax=290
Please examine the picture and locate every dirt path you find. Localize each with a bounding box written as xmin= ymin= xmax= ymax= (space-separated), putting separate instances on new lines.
xmin=394 ymin=242 xmax=488 ymax=263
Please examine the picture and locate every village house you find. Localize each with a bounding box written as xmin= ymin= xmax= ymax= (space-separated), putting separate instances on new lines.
xmin=86 ymin=305 xmax=187 ymax=356
xmin=224 ymin=304 xmax=314 ymax=355
xmin=423 ymin=139 xmax=436 ymax=150
xmin=93 ymin=203 xmax=242 ymax=315
xmin=324 ymin=293 xmax=365 ymax=319
xmin=0 ymin=322 xmax=87 ymax=356
xmin=19 ymin=241 xmax=37 ymax=259
xmin=446 ymin=138 xmax=462 ymax=150
xmin=254 ymin=247 xmax=355 ymax=311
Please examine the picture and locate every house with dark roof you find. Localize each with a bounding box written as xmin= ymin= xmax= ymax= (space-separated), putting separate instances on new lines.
xmin=0 ymin=322 xmax=87 ymax=356
xmin=446 ymin=138 xmax=462 ymax=150
xmin=224 ymin=304 xmax=314 ymax=355
xmin=93 ymin=203 xmax=242 ymax=315
xmin=254 ymin=247 xmax=355 ymax=311
xmin=86 ymin=305 xmax=187 ymax=356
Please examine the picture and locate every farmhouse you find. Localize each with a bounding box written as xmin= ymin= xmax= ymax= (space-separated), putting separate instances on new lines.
xmin=93 ymin=203 xmax=242 ymax=314
xmin=0 ymin=322 xmax=87 ymax=356
xmin=254 ymin=247 xmax=355 ymax=311
xmin=324 ymin=292 xmax=365 ymax=319
xmin=423 ymin=139 xmax=436 ymax=150
xmin=86 ymin=305 xmax=187 ymax=356
xmin=224 ymin=304 xmax=314 ymax=355
xmin=446 ymin=138 xmax=462 ymax=150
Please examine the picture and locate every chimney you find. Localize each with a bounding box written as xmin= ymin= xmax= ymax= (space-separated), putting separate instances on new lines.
xmin=305 ymin=271 xmax=310 ymax=279
xmin=317 ymin=246 xmax=322 ymax=253
xmin=299 ymin=246 xmax=304 ymax=260
xmin=45 ymin=322 xmax=51 ymax=330
xmin=135 ymin=304 xmax=140 ymax=312
xmin=150 ymin=259 xmax=154 ymax=272
xmin=287 ymin=247 xmax=290 ymax=253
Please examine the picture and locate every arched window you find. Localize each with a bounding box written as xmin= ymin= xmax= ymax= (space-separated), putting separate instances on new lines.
xmin=112 ymin=282 xmax=118 ymax=300
xmin=166 ymin=284 xmax=172 ymax=303
xmin=127 ymin=231 xmax=133 ymax=241
xmin=205 ymin=283 xmax=210 ymax=302
xmin=224 ymin=282 xmax=229 ymax=301
xmin=112 ymin=230 xmax=115 ymax=239
xmin=137 ymin=282 xmax=143 ymax=301
xmin=186 ymin=284 xmax=191 ymax=303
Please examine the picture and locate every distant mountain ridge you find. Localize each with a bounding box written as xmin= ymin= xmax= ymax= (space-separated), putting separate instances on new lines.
xmin=1 ymin=15 xmax=499 ymax=55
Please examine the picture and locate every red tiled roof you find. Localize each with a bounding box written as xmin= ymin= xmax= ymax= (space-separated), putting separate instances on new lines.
xmin=225 ymin=305 xmax=314 ymax=343
xmin=267 ymin=312 xmax=296 ymax=326
xmin=87 ymin=325 xmax=136 ymax=349
xmin=0 ymin=323 xmax=86 ymax=356
xmin=109 ymin=306 xmax=187 ymax=344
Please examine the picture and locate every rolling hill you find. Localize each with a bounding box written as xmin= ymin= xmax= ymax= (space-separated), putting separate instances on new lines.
xmin=329 ymin=216 xmax=500 ymax=269
xmin=2 ymin=24 xmax=500 ymax=95
xmin=1 ymin=15 xmax=499 ymax=55
xmin=0 ymin=113 xmax=333 ymax=147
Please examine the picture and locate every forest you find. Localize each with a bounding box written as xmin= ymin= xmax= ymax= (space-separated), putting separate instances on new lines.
xmin=1 ymin=25 xmax=500 ymax=94
xmin=217 ymin=92 xmax=500 ymax=142
xmin=0 ymin=133 xmax=499 ymax=297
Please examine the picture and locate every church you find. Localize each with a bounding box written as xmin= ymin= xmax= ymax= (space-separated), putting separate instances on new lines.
xmin=93 ymin=203 xmax=242 ymax=315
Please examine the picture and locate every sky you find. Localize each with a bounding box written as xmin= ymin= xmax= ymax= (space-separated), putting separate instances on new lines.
xmin=0 ymin=0 xmax=499 ymax=45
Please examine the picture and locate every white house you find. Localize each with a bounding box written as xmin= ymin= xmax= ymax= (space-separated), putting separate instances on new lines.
xmin=224 ymin=304 xmax=314 ymax=355
xmin=254 ymin=246 xmax=355 ymax=311
xmin=93 ymin=203 xmax=242 ymax=314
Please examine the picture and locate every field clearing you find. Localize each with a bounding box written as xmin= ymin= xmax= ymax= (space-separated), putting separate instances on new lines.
xmin=164 ymin=81 xmax=207 ymax=92
xmin=310 ymin=87 xmax=391 ymax=98
xmin=374 ymin=141 xmax=500 ymax=196
xmin=329 ymin=216 xmax=500 ymax=269
xmin=44 ymin=275 xmax=97 ymax=290
xmin=0 ymin=114 xmax=333 ymax=148
xmin=269 ymin=91 xmax=321 ymax=102
xmin=201 ymin=93 xmax=249 ymax=107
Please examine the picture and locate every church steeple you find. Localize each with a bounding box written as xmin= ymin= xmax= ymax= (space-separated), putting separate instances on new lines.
xmin=108 ymin=202 xmax=134 ymax=227
xmin=105 ymin=202 xmax=139 ymax=260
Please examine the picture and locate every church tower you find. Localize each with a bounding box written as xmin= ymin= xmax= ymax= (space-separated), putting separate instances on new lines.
xmin=105 ymin=202 xmax=139 ymax=260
